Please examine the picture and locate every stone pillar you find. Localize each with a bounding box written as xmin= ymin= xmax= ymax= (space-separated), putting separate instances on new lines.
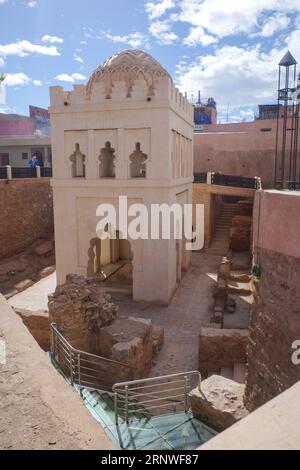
xmin=207 ymin=171 xmax=213 ymax=185
xmin=36 ymin=166 xmax=41 ymax=178
xmin=6 ymin=165 xmax=12 ymax=180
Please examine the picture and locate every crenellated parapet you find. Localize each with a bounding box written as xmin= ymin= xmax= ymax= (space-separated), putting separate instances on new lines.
xmin=49 ymin=50 xmax=193 ymax=121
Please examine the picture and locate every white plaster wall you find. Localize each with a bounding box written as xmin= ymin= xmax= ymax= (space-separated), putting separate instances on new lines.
xmin=50 ymin=73 xmax=194 ymax=304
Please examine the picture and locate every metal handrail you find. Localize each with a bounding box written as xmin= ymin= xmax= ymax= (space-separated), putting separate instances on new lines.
xmin=50 ymin=322 xmax=136 ymax=392
xmin=112 ymin=371 xmax=201 ymax=425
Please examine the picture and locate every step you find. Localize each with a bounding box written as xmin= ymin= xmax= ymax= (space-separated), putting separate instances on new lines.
xmin=233 ymin=363 xmax=246 ymax=384
xmin=214 ymin=232 xmax=229 ymax=237
xmin=220 ymin=366 xmax=234 ymax=380
xmin=228 ymin=280 xmax=252 ymax=296
xmin=211 ymin=241 xmax=229 ymax=246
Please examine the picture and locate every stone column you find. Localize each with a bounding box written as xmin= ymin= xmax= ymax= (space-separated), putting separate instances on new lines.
xmin=6 ymin=165 xmax=12 ymax=180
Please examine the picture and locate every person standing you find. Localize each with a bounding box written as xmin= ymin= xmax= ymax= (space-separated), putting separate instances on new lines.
xmin=28 ymin=155 xmax=40 ymax=168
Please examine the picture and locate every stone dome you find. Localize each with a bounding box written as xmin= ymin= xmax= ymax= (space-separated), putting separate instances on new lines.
xmin=86 ymin=49 xmax=171 ymax=98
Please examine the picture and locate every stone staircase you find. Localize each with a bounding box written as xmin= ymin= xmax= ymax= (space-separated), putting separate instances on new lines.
xmin=206 ymin=203 xmax=237 ymax=256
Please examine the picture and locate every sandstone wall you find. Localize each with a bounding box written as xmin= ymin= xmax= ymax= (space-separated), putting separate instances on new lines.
xmin=194 ymin=128 xmax=300 ymax=188
xmin=199 ymin=327 xmax=249 ymax=375
xmin=245 ymin=190 xmax=300 ymax=410
xmin=244 ymin=248 xmax=300 ymax=411
xmin=0 ymin=179 xmax=54 ymax=260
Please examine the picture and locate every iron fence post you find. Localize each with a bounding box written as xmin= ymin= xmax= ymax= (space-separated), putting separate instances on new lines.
xmin=69 ymin=350 xmax=73 ymax=385
xmin=125 ymin=385 xmax=129 ymax=424
xmin=77 ymin=353 xmax=81 ymax=386
xmin=184 ymin=375 xmax=188 ymax=412
xmin=114 ymin=391 xmax=119 ymax=426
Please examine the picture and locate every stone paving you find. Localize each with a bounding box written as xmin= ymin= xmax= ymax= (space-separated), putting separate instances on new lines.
xmin=114 ymin=253 xmax=222 ymax=376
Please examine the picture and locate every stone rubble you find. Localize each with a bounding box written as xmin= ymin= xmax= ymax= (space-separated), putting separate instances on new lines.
xmin=190 ymin=375 xmax=248 ymax=432
xmin=48 ymin=274 xmax=164 ymax=380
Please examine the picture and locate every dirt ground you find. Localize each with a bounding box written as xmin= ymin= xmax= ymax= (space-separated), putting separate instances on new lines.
xmin=0 ymin=239 xmax=55 ymax=299
xmin=0 ymin=295 xmax=115 ymax=450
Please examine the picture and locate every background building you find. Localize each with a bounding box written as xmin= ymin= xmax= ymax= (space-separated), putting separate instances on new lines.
xmin=0 ymin=106 xmax=51 ymax=167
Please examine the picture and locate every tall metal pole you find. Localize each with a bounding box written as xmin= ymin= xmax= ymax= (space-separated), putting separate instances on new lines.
xmin=274 ymin=67 xmax=281 ymax=186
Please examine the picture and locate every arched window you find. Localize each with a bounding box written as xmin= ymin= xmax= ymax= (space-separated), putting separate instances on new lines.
xmin=129 ymin=142 xmax=147 ymax=178
xmin=99 ymin=142 xmax=116 ymax=178
xmin=70 ymin=143 xmax=86 ymax=177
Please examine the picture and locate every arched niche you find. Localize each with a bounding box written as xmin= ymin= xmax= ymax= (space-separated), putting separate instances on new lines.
xmin=129 ymin=142 xmax=147 ymax=178
xmin=70 ymin=143 xmax=86 ymax=177
xmin=99 ymin=141 xmax=116 ymax=178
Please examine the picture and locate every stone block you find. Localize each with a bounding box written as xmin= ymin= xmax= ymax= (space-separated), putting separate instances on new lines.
xmin=190 ymin=375 xmax=248 ymax=431
xmin=15 ymin=279 xmax=34 ymax=292
xmin=229 ymin=215 xmax=252 ymax=252
xmin=98 ymin=316 xmax=154 ymax=379
xmin=35 ymin=239 xmax=54 ymax=256
xmin=39 ymin=266 xmax=56 ymax=278
xmin=48 ymin=274 xmax=117 ymax=353
xmin=237 ymin=200 xmax=253 ymax=216
xmin=218 ymin=257 xmax=231 ymax=281
xmin=152 ymin=325 xmax=164 ymax=355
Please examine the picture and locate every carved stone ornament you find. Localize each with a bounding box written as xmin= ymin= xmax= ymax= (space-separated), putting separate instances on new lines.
xmin=86 ymin=49 xmax=171 ymax=98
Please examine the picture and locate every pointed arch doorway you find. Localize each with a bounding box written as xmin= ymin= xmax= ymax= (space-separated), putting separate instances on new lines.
xmin=87 ymin=231 xmax=133 ymax=296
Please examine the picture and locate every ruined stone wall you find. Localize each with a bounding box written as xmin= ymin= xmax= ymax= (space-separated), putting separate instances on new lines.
xmin=0 ymin=179 xmax=54 ymax=260
xmin=244 ymin=248 xmax=300 ymax=411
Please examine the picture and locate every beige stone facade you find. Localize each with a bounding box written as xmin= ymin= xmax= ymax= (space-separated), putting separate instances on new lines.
xmin=49 ymin=50 xmax=194 ymax=304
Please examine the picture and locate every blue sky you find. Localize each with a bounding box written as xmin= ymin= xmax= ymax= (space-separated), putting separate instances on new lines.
xmin=0 ymin=0 xmax=300 ymax=122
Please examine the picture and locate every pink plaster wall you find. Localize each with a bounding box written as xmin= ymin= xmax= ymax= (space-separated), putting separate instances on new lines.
xmin=0 ymin=115 xmax=36 ymax=136
xmin=194 ymin=119 xmax=299 ymax=187
xmin=253 ymin=190 xmax=300 ymax=259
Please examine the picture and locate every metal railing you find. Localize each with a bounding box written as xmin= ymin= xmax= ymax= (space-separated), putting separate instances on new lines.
xmin=194 ymin=172 xmax=207 ymax=183
xmin=0 ymin=165 xmax=52 ymax=180
xmin=0 ymin=166 xmax=7 ymax=179
xmin=12 ymin=167 xmax=36 ymax=179
xmin=211 ymin=172 xmax=260 ymax=189
xmin=40 ymin=167 xmax=53 ymax=177
xmin=194 ymin=171 xmax=261 ymax=189
xmin=112 ymin=371 xmax=201 ymax=425
xmin=275 ymin=180 xmax=300 ymax=191
xmin=50 ymin=323 xmax=136 ymax=392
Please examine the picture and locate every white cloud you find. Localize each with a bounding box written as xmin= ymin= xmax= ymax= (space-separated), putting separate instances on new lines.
xmin=0 ymin=0 xmax=9 ymax=4
xmin=74 ymin=53 xmax=84 ymax=64
xmin=41 ymin=35 xmax=64 ymax=44
xmin=177 ymin=0 xmax=300 ymax=41
xmin=102 ymin=31 xmax=150 ymax=49
xmin=257 ymin=13 xmax=290 ymax=37
xmin=183 ymin=26 xmax=217 ymax=47
xmin=4 ymin=73 xmax=31 ymax=86
xmin=176 ymin=44 xmax=292 ymax=110
xmin=54 ymin=73 xmax=86 ymax=83
xmin=149 ymin=20 xmax=178 ymax=44
xmin=145 ymin=0 xmax=175 ymax=20
xmin=0 ymin=57 xmax=5 ymax=67
xmin=2 ymin=73 xmax=43 ymax=87
xmin=0 ymin=40 xmax=60 ymax=57
xmin=27 ymin=1 xmax=38 ymax=7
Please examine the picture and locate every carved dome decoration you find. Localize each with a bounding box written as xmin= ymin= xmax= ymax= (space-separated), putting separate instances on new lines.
xmin=86 ymin=49 xmax=172 ymax=99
